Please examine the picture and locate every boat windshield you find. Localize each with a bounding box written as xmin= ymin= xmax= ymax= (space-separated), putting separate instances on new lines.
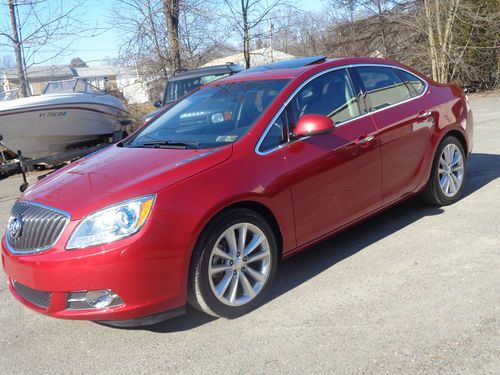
xmin=0 ymin=89 xmax=19 ymax=101
xmin=42 ymin=79 xmax=105 ymax=95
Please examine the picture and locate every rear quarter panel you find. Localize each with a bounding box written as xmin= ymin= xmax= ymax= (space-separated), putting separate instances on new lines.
xmin=414 ymin=82 xmax=472 ymax=193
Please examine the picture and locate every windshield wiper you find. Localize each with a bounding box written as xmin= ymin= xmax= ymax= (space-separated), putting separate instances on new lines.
xmin=140 ymin=140 xmax=200 ymax=149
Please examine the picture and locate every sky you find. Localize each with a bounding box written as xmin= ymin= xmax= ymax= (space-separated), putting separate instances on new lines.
xmin=0 ymin=0 xmax=326 ymax=68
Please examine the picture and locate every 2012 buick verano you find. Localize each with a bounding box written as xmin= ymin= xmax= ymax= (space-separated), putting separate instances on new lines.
xmin=1 ymin=56 xmax=473 ymax=326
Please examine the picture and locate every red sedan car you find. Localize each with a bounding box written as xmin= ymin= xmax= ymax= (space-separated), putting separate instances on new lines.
xmin=2 ymin=56 xmax=473 ymax=326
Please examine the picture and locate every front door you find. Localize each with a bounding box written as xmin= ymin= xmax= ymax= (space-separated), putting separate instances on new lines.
xmin=280 ymin=68 xmax=382 ymax=246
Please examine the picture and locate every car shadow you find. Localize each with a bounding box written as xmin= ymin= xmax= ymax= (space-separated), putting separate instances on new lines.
xmin=137 ymin=152 xmax=500 ymax=333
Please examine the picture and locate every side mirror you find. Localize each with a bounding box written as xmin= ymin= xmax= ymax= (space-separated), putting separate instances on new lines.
xmin=292 ymin=114 xmax=335 ymax=138
xmin=119 ymin=119 xmax=132 ymax=126
xmin=153 ymin=100 xmax=162 ymax=108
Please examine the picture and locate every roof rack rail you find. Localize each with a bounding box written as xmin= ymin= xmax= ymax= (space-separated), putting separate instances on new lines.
xmin=240 ymin=56 xmax=327 ymax=73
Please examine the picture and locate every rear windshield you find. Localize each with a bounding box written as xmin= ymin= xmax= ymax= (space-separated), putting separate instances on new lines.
xmin=128 ymin=79 xmax=290 ymax=149
xmin=164 ymin=73 xmax=231 ymax=103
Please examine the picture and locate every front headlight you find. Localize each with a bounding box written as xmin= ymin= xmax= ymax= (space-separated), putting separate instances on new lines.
xmin=66 ymin=195 xmax=155 ymax=249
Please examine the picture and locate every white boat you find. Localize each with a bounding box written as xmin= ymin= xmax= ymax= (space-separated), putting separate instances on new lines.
xmin=0 ymin=79 xmax=129 ymax=159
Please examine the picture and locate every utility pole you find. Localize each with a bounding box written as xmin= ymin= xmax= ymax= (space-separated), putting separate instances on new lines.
xmin=8 ymin=0 xmax=28 ymax=97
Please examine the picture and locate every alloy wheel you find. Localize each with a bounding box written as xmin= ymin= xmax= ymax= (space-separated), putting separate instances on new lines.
xmin=208 ymin=223 xmax=271 ymax=306
xmin=438 ymin=143 xmax=464 ymax=197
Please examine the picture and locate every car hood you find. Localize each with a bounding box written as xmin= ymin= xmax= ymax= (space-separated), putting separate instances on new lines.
xmin=22 ymin=144 xmax=233 ymax=219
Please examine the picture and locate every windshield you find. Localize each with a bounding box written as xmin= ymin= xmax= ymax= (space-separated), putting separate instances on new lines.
xmin=0 ymin=89 xmax=19 ymax=101
xmin=128 ymin=79 xmax=289 ymax=149
xmin=42 ymin=79 xmax=105 ymax=95
xmin=164 ymin=73 xmax=231 ymax=104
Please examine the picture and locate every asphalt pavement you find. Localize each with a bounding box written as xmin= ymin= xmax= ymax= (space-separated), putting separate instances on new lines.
xmin=0 ymin=92 xmax=498 ymax=374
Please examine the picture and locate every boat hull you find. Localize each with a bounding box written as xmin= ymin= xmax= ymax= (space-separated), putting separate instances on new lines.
xmin=0 ymin=102 xmax=127 ymax=159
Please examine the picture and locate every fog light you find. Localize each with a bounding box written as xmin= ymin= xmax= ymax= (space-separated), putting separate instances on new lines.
xmin=67 ymin=290 xmax=123 ymax=310
xmin=85 ymin=290 xmax=115 ymax=308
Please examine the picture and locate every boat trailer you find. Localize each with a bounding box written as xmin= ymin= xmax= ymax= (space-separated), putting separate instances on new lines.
xmin=0 ymin=131 xmax=125 ymax=192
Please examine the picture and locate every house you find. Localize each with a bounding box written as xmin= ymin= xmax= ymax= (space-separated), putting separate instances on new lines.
xmin=1 ymin=65 xmax=75 ymax=95
xmin=73 ymin=66 xmax=118 ymax=91
xmin=116 ymin=67 xmax=150 ymax=104
xmin=203 ymin=47 xmax=296 ymax=68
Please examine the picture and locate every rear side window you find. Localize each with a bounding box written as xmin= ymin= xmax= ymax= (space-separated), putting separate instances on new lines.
xmin=356 ymin=66 xmax=412 ymax=111
xmin=395 ymin=69 xmax=426 ymax=96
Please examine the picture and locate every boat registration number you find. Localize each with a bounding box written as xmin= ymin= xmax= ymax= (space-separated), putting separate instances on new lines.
xmin=39 ymin=112 xmax=68 ymax=118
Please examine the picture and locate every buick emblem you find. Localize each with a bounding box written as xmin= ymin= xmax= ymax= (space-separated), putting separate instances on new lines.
xmin=9 ymin=215 xmax=23 ymax=240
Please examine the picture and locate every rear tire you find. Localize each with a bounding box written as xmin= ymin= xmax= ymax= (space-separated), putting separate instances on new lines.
xmin=422 ymin=136 xmax=466 ymax=206
xmin=188 ymin=208 xmax=278 ymax=318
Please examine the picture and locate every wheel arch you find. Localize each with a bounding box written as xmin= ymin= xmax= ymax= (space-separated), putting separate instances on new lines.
xmin=444 ymin=129 xmax=468 ymax=156
xmin=193 ymin=200 xmax=284 ymax=260
xmin=419 ymin=126 xmax=469 ymax=195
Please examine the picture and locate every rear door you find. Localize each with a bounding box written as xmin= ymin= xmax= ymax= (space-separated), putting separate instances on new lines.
xmin=259 ymin=68 xmax=382 ymax=246
xmin=352 ymin=66 xmax=434 ymax=205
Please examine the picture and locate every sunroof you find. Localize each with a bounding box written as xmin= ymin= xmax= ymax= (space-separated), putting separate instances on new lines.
xmin=240 ymin=56 xmax=327 ymax=73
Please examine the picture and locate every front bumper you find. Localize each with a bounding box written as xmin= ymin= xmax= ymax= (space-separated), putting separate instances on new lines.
xmin=1 ymin=218 xmax=191 ymax=325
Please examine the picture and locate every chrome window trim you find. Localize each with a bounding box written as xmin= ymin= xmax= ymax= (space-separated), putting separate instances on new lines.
xmin=6 ymin=200 xmax=71 ymax=255
xmin=255 ymin=63 xmax=429 ymax=156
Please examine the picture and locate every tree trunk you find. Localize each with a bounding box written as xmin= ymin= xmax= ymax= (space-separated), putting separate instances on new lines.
xmin=439 ymin=0 xmax=460 ymax=83
xmin=8 ymin=0 xmax=28 ymax=97
xmin=423 ymin=0 xmax=461 ymax=83
xmin=423 ymin=0 xmax=438 ymax=81
xmin=375 ymin=0 xmax=389 ymax=57
xmin=163 ymin=0 xmax=182 ymax=73
xmin=242 ymin=0 xmax=250 ymax=69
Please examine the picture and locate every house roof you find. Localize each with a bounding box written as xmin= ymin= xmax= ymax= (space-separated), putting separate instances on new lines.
xmin=2 ymin=65 xmax=75 ymax=80
xmin=74 ymin=66 xmax=118 ymax=78
xmin=2 ymin=65 xmax=119 ymax=81
xmin=203 ymin=47 xmax=296 ymax=68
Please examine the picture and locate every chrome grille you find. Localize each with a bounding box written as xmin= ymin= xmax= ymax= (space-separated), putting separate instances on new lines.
xmin=12 ymin=279 xmax=51 ymax=309
xmin=6 ymin=201 xmax=70 ymax=254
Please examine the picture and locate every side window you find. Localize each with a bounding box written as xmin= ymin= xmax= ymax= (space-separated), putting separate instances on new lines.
xmin=288 ymin=68 xmax=361 ymax=128
xmin=395 ymin=69 xmax=426 ymax=96
xmin=356 ymin=66 xmax=412 ymax=111
xmin=259 ymin=111 xmax=287 ymax=152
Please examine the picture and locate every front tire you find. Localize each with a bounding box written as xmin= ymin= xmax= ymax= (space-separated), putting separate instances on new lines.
xmin=422 ymin=136 xmax=466 ymax=205
xmin=188 ymin=208 xmax=278 ymax=318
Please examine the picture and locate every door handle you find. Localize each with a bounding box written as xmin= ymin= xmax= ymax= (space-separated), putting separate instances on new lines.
xmin=417 ymin=111 xmax=432 ymax=119
xmin=356 ymin=135 xmax=375 ymax=145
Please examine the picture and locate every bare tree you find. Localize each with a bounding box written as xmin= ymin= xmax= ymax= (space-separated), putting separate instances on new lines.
xmin=114 ymin=0 xmax=169 ymax=79
xmin=115 ymin=0 xmax=228 ymax=70
xmin=325 ymin=0 xmax=361 ymax=56
xmin=70 ymin=57 xmax=88 ymax=67
xmin=358 ymin=0 xmax=400 ymax=56
xmin=222 ymin=0 xmax=289 ymax=68
xmin=421 ymin=0 xmax=460 ymax=82
xmin=1 ymin=0 xmax=89 ymax=96
xmin=179 ymin=0 xmax=232 ymax=68
xmin=271 ymin=8 xmax=330 ymax=56
xmin=163 ymin=0 xmax=182 ymax=72
xmin=7 ymin=0 xmax=28 ymax=96
xmin=113 ymin=0 xmax=230 ymax=100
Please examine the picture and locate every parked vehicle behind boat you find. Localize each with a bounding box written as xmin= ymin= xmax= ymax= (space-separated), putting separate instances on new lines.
xmin=144 ymin=63 xmax=244 ymax=123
